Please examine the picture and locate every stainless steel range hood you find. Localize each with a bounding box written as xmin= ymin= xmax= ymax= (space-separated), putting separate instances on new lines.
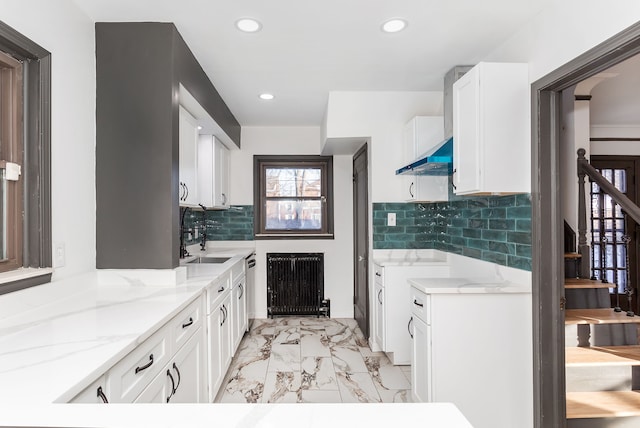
xmin=395 ymin=137 xmax=453 ymax=176
xmin=395 ymin=66 xmax=472 ymax=177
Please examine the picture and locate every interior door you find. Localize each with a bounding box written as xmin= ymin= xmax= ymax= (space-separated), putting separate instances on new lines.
xmin=353 ymin=144 xmax=369 ymax=337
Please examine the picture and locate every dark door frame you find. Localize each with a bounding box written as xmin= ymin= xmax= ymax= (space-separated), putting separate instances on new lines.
xmin=533 ymin=21 xmax=640 ymax=427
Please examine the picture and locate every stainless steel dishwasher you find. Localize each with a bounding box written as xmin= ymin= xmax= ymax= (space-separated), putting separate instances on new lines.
xmin=245 ymin=252 xmax=256 ymax=330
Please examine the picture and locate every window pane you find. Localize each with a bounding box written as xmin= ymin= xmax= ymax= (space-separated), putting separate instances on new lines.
xmin=265 ymin=199 xmax=322 ymax=230
xmin=265 ymin=168 xmax=322 ymax=197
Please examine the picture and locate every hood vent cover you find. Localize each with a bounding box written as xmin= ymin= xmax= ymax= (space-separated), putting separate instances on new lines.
xmin=395 ymin=137 xmax=453 ymax=176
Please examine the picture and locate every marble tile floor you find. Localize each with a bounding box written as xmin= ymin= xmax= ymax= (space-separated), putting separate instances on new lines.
xmin=215 ymin=317 xmax=413 ymax=404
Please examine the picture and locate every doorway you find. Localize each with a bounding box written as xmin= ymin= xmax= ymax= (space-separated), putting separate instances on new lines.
xmin=533 ymin=22 xmax=640 ymax=427
xmin=353 ymin=143 xmax=369 ymax=338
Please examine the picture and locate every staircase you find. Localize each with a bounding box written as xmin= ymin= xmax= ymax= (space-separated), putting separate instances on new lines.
xmin=564 ymin=252 xmax=640 ymax=427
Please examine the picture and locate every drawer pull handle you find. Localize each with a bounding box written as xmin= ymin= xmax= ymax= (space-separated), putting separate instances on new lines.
xmin=166 ymin=369 xmax=175 ymax=403
xmin=408 ymin=317 xmax=414 ymax=339
xmin=413 ymin=299 xmax=424 ymax=308
xmin=239 ymin=283 xmax=244 ymax=299
xmin=135 ymin=354 xmax=154 ymax=374
xmin=173 ymin=362 xmax=181 ymax=393
xmin=378 ymin=289 xmax=383 ymax=304
xmin=97 ymin=386 xmax=108 ymax=403
xmin=182 ymin=317 xmax=194 ymax=328
xmin=218 ymin=286 xmax=225 ymax=293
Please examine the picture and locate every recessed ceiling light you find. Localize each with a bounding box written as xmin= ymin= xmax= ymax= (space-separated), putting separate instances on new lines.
xmin=259 ymin=93 xmax=274 ymax=100
xmin=197 ymin=125 xmax=203 ymax=130
xmin=381 ymin=18 xmax=407 ymax=33
xmin=236 ymin=18 xmax=262 ymax=33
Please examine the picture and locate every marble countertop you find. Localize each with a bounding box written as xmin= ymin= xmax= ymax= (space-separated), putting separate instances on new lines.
xmin=372 ymin=249 xmax=449 ymax=267
xmin=0 ymin=246 xmax=253 ymax=404
xmin=409 ymin=277 xmax=531 ymax=294
xmin=0 ymin=403 xmax=474 ymax=428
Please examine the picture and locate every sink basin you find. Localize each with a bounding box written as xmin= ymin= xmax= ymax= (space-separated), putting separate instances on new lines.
xmin=187 ymin=256 xmax=231 ymax=264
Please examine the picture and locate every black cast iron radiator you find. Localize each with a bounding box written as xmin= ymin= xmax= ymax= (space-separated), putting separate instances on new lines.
xmin=267 ymin=253 xmax=324 ymax=317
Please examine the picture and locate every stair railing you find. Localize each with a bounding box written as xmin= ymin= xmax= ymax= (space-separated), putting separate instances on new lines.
xmin=577 ymin=148 xmax=640 ymax=314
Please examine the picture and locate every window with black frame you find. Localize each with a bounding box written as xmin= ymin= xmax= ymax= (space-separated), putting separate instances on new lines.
xmin=254 ymin=155 xmax=333 ymax=239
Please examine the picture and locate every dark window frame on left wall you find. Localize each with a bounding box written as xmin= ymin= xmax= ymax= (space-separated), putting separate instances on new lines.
xmin=0 ymin=21 xmax=52 ymax=295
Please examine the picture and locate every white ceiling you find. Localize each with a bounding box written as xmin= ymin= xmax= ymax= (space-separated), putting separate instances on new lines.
xmin=72 ymin=0 xmax=552 ymax=127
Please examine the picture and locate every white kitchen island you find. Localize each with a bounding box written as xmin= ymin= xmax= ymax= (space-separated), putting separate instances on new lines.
xmin=0 ymin=403 xmax=474 ymax=428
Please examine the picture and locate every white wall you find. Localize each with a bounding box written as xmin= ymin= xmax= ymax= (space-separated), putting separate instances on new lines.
xmin=485 ymin=1 xmax=640 ymax=83
xmin=229 ymin=127 xmax=354 ymax=318
xmin=1 ymin=0 xmax=96 ymax=279
xmin=324 ymin=91 xmax=443 ymax=202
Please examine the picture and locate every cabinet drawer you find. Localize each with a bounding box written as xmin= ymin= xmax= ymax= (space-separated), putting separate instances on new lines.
xmin=171 ymin=296 xmax=203 ymax=351
xmin=107 ymin=327 xmax=170 ymax=403
xmin=410 ymin=286 xmax=430 ymax=325
xmin=207 ymin=273 xmax=230 ymax=314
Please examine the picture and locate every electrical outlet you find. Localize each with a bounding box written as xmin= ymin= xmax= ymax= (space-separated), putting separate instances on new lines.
xmin=53 ymin=242 xmax=65 ymax=268
xmin=388 ymin=212 xmax=396 ymax=226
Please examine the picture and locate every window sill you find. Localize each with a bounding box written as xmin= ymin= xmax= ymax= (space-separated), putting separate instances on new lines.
xmin=0 ymin=267 xmax=53 ymax=295
xmin=255 ymin=233 xmax=334 ymax=240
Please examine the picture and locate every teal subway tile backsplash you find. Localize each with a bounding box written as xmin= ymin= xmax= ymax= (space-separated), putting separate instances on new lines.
xmin=372 ymin=192 xmax=532 ymax=271
xmin=182 ymin=205 xmax=254 ymax=244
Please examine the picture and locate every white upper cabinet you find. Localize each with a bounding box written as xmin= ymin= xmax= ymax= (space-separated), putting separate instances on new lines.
xmin=402 ymin=116 xmax=448 ymax=202
xmin=214 ymin=139 xmax=229 ymax=208
xmin=197 ymin=135 xmax=230 ymax=209
xmin=179 ymin=106 xmax=199 ymax=206
xmin=452 ymin=62 xmax=529 ymax=195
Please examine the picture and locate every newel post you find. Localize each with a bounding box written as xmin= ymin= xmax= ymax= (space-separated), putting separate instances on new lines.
xmin=577 ymin=148 xmax=590 ymax=278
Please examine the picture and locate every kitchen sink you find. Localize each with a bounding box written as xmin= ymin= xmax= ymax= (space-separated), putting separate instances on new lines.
xmin=187 ymin=256 xmax=231 ymax=264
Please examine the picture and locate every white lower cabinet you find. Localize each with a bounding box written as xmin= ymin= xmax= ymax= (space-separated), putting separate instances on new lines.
xmin=68 ymin=258 xmax=249 ymax=405
xmin=134 ymin=366 xmax=173 ymax=403
xmin=207 ymin=288 xmax=232 ymax=402
xmin=108 ymin=326 xmax=171 ymax=403
xmin=409 ymin=282 xmax=533 ymax=428
xmin=410 ymin=313 xmax=431 ymax=403
xmin=231 ymin=274 xmax=247 ymax=351
xmin=69 ymin=375 xmax=108 ymax=403
xmin=373 ymin=262 xmax=449 ymax=364
xmin=373 ymin=281 xmax=385 ymax=350
xmin=166 ymin=327 xmax=207 ymax=403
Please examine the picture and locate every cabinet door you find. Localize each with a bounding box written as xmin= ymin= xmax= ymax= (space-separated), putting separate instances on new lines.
xmin=220 ymin=294 xmax=232 ymax=369
xmin=402 ymin=117 xmax=448 ymax=202
xmin=169 ymin=328 xmax=207 ymax=403
xmin=179 ymin=106 xmax=199 ymax=206
xmin=134 ymin=368 xmax=173 ymax=403
xmin=69 ymin=376 xmax=109 ymax=403
xmin=208 ymin=295 xmax=232 ymax=402
xmin=197 ymin=134 xmax=215 ymax=207
xmin=231 ymin=276 xmax=247 ymax=352
xmin=411 ymin=314 xmax=431 ymax=403
xmin=214 ymin=139 xmax=229 ymax=207
xmin=374 ymin=282 xmax=385 ymax=349
xmin=453 ymin=66 xmax=481 ymax=194
xmin=208 ymin=302 xmax=224 ymax=402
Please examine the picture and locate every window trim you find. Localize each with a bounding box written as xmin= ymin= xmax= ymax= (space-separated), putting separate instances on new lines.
xmin=0 ymin=49 xmax=23 ymax=273
xmin=253 ymin=155 xmax=334 ymax=239
xmin=0 ymin=21 xmax=52 ymax=294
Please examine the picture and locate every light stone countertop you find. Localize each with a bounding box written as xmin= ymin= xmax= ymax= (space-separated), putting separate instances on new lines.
xmin=0 ymin=247 xmax=253 ymax=405
xmin=409 ymin=277 xmax=531 ymax=294
xmin=0 ymin=403 xmax=474 ymax=428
